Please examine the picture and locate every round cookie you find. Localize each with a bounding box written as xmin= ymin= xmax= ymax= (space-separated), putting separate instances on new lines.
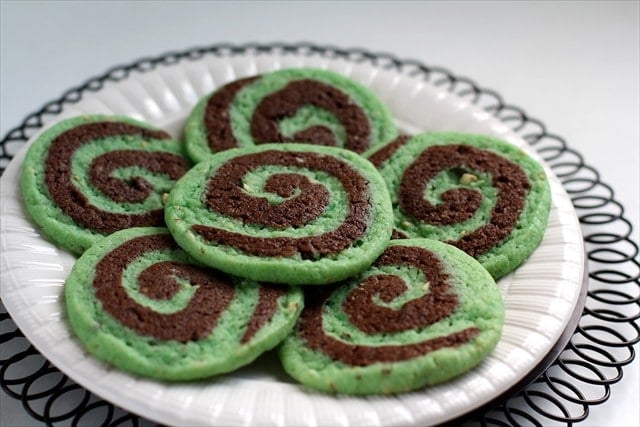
xmin=20 ymin=115 xmax=191 ymax=255
xmin=165 ymin=143 xmax=394 ymax=285
xmin=184 ymin=68 xmax=398 ymax=162
xmin=366 ymin=132 xmax=551 ymax=279
xmin=65 ymin=227 xmax=304 ymax=381
xmin=279 ymin=239 xmax=504 ymax=395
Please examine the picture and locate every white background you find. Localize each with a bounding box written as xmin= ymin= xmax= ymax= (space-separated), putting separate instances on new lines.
xmin=1 ymin=1 xmax=638 ymax=426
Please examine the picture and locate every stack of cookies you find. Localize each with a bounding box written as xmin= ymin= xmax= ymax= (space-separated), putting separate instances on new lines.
xmin=20 ymin=68 xmax=551 ymax=395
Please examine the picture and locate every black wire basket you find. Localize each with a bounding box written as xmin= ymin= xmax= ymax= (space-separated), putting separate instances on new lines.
xmin=1 ymin=43 xmax=638 ymax=426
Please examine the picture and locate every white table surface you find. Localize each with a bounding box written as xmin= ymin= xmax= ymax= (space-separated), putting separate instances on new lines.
xmin=1 ymin=1 xmax=638 ymax=426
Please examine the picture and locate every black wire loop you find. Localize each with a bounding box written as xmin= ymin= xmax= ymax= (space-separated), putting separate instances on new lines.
xmin=0 ymin=42 xmax=638 ymax=426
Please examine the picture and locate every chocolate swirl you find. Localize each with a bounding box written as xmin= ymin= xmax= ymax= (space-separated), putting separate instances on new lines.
xmin=241 ymin=285 xmax=288 ymax=343
xmin=93 ymin=233 xmax=286 ymax=343
xmin=204 ymin=76 xmax=260 ymax=153
xmin=368 ymin=134 xmax=412 ymax=168
xmin=44 ymin=121 xmax=189 ymax=234
xmin=371 ymin=136 xmax=532 ymax=257
xmin=192 ymin=149 xmax=371 ymax=258
xmin=298 ymin=245 xmax=479 ymax=366
xmin=399 ymin=144 xmax=530 ymax=257
xmin=249 ymin=79 xmax=372 ymax=153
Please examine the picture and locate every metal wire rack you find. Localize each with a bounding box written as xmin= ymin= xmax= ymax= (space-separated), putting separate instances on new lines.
xmin=1 ymin=42 xmax=638 ymax=426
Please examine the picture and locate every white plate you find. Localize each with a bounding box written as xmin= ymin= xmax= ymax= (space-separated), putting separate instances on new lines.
xmin=0 ymin=51 xmax=584 ymax=427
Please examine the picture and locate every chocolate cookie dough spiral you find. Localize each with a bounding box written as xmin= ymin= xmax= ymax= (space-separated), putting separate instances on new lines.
xmin=165 ymin=143 xmax=394 ymax=285
xmin=184 ymin=68 xmax=398 ymax=162
xmin=20 ymin=115 xmax=191 ymax=254
xmin=279 ymin=239 xmax=504 ymax=395
xmin=65 ymin=227 xmax=303 ymax=381
xmin=366 ymin=132 xmax=552 ymax=279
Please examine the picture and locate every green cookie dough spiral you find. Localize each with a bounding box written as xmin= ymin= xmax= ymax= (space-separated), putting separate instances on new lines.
xmin=184 ymin=69 xmax=398 ymax=162
xmin=165 ymin=143 xmax=394 ymax=285
xmin=366 ymin=132 xmax=552 ymax=279
xmin=65 ymin=227 xmax=303 ymax=381
xmin=21 ymin=115 xmax=191 ymax=254
xmin=279 ymin=239 xmax=504 ymax=395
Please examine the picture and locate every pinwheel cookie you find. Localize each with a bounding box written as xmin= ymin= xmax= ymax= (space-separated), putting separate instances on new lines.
xmin=279 ymin=239 xmax=504 ymax=395
xmin=184 ymin=68 xmax=398 ymax=162
xmin=367 ymin=132 xmax=551 ymax=279
xmin=20 ymin=115 xmax=191 ymax=254
xmin=165 ymin=143 xmax=394 ymax=285
xmin=65 ymin=227 xmax=303 ymax=381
